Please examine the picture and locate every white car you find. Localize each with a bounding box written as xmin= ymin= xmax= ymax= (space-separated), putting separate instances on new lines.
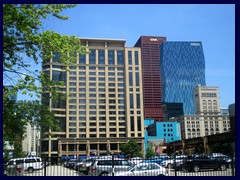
xmin=161 ymin=155 xmax=187 ymax=168
xmin=111 ymin=162 xmax=168 ymax=176
xmin=129 ymin=157 xmax=144 ymax=164
xmin=6 ymin=157 xmax=43 ymax=173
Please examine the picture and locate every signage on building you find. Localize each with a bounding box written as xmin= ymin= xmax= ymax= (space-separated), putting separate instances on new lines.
xmin=150 ymin=38 xmax=158 ymax=42
xmin=190 ymin=42 xmax=200 ymax=46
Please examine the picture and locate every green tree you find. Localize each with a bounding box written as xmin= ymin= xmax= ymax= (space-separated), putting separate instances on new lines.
xmin=120 ymin=140 xmax=143 ymax=158
xmin=211 ymin=143 xmax=234 ymax=156
xmin=146 ymin=143 xmax=157 ymax=159
xmin=3 ymin=4 xmax=87 ymax=157
xmin=194 ymin=145 xmax=204 ymax=154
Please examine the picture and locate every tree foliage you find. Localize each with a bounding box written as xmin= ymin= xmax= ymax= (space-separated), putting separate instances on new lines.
xmin=211 ymin=143 xmax=234 ymax=156
xmin=146 ymin=143 xmax=157 ymax=159
xmin=3 ymin=4 xmax=87 ymax=157
xmin=120 ymin=140 xmax=143 ymax=158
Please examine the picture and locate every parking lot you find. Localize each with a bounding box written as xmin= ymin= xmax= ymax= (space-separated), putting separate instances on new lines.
xmin=23 ymin=165 xmax=235 ymax=176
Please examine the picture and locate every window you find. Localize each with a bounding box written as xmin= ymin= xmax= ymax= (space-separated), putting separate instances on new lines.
xmin=79 ymin=99 xmax=86 ymax=103
xmin=79 ymin=88 xmax=86 ymax=92
xmin=98 ymin=50 xmax=105 ymax=64
xmin=99 ymin=77 xmax=105 ymax=81
xmin=89 ymin=83 xmax=96 ymax=86
xmin=79 ymin=117 xmax=86 ymax=121
xmin=89 ymin=77 xmax=96 ymax=81
xmin=108 ymin=72 xmax=115 ymax=76
xmin=99 ymin=88 xmax=105 ymax=92
xmin=108 ymin=78 xmax=115 ymax=81
xmin=79 ymin=71 xmax=85 ymax=75
xmin=89 ymin=49 xmax=96 ymax=64
xmin=79 ymin=82 xmax=86 ymax=86
xmin=99 ymin=72 xmax=105 ymax=76
xmin=89 ymin=72 xmax=96 ymax=76
xmin=79 ymin=54 xmax=86 ymax=64
xmin=117 ymin=51 xmax=124 ymax=65
xmin=79 ymin=94 xmax=86 ymax=97
xmin=99 ymin=99 xmax=105 ymax=103
xmin=136 ymin=72 xmax=139 ymax=86
xmin=52 ymin=70 xmax=66 ymax=85
xmin=130 ymin=94 xmax=134 ymax=108
xmin=53 ymin=52 xmax=60 ymax=62
xmin=131 ymin=117 xmax=134 ymax=131
xmin=128 ymin=51 xmax=132 ymax=65
xmin=109 ymin=94 xmax=115 ymax=98
xmin=90 ymin=99 xmax=96 ymax=103
xmin=89 ymin=105 xmax=96 ymax=109
xmin=79 ymin=105 xmax=85 ymax=109
xmin=108 ymin=50 xmax=114 ymax=65
xmin=129 ymin=72 xmax=133 ymax=86
xmin=137 ymin=94 xmax=140 ymax=108
xmin=79 ymin=77 xmax=86 ymax=81
xmin=135 ymin=51 xmax=139 ymax=65
xmin=118 ymin=99 xmax=125 ymax=104
xmin=79 ymin=66 xmax=86 ymax=70
xmin=69 ymin=123 xmax=76 ymax=126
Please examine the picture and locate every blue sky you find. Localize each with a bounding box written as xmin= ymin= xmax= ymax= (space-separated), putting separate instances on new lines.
xmin=20 ymin=4 xmax=235 ymax=108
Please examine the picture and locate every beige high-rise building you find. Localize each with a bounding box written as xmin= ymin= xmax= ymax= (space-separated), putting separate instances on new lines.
xmin=177 ymin=85 xmax=230 ymax=140
xmin=41 ymin=38 xmax=144 ymax=159
xmin=177 ymin=115 xmax=230 ymax=140
xmin=194 ymin=85 xmax=221 ymax=115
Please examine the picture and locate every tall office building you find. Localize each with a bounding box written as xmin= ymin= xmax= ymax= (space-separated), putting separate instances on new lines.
xmin=194 ymin=85 xmax=221 ymax=115
xmin=135 ymin=36 xmax=166 ymax=121
xmin=160 ymin=41 xmax=206 ymax=115
xmin=41 ymin=38 xmax=145 ymax=158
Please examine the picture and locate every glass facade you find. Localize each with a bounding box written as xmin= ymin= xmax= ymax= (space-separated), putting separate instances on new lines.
xmin=160 ymin=42 xmax=206 ymax=115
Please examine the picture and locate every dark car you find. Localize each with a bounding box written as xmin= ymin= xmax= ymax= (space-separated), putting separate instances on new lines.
xmin=181 ymin=155 xmax=229 ymax=172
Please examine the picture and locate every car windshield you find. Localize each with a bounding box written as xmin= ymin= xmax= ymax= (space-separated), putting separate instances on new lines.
xmin=126 ymin=164 xmax=136 ymax=171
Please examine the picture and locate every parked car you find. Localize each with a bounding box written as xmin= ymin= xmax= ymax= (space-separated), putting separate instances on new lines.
xmin=160 ymin=155 xmax=188 ymax=169
xmin=6 ymin=157 xmax=43 ymax=173
xmin=141 ymin=156 xmax=167 ymax=165
xmin=4 ymin=163 xmax=24 ymax=176
xmin=67 ymin=159 xmax=78 ymax=169
xmin=129 ymin=157 xmax=144 ymax=164
xmin=89 ymin=158 xmax=132 ymax=176
xmin=181 ymin=155 xmax=229 ymax=172
xmin=78 ymin=157 xmax=99 ymax=174
xmin=109 ymin=162 xmax=168 ymax=176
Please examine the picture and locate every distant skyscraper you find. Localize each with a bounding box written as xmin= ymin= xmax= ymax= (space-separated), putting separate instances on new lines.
xmin=135 ymin=36 xmax=166 ymax=121
xmin=194 ymin=85 xmax=221 ymax=115
xmin=160 ymin=42 xmax=206 ymax=115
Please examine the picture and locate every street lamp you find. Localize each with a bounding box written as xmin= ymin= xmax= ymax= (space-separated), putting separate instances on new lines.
xmin=74 ymin=137 xmax=76 ymax=159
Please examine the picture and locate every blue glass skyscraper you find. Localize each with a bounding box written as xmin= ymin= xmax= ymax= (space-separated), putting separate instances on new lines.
xmin=160 ymin=42 xmax=206 ymax=115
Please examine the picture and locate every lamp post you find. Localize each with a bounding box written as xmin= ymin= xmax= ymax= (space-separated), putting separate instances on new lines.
xmin=173 ymin=139 xmax=177 ymax=176
xmin=74 ymin=137 xmax=76 ymax=159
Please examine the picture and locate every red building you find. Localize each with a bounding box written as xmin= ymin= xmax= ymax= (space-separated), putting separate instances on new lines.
xmin=135 ymin=36 xmax=166 ymax=121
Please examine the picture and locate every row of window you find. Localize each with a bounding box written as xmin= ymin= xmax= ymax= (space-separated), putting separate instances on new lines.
xmin=70 ymin=128 xmax=126 ymax=132
xmin=69 ymin=122 xmax=126 ymax=126
xmin=68 ymin=134 xmax=127 ymax=138
xmin=69 ymin=87 xmax=125 ymax=92
xmin=69 ymin=111 xmax=126 ymax=115
xmin=74 ymin=116 xmax=126 ymax=121
xmin=49 ymin=50 xmax=140 ymax=65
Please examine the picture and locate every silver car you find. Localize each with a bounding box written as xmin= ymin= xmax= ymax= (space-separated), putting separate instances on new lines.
xmin=112 ymin=162 xmax=168 ymax=176
xmin=90 ymin=158 xmax=132 ymax=176
xmin=4 ymin=163 xmax=24 ymax=176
